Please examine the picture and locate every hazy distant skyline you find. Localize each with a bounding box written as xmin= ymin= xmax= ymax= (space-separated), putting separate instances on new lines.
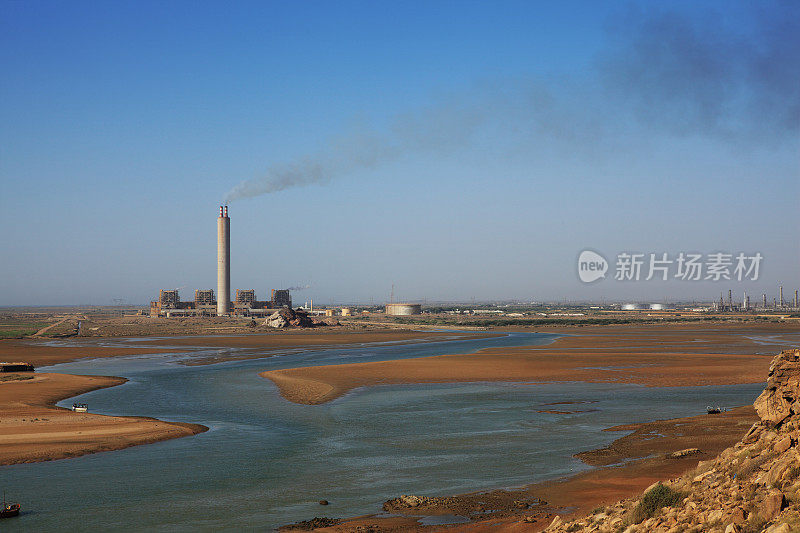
xmin=1 ymin=1 xmax=798 ymax=306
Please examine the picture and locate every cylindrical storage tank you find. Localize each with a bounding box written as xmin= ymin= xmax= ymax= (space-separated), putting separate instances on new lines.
xmin=649 ymin=303 xmax=665 ymax=310
xmin=621 ymin=303 xmax=639 ymax=311
xmin=385 ymin=303 xmax=422 ymax=316
xmin=217 ymin=206 xmax=230 ymax=316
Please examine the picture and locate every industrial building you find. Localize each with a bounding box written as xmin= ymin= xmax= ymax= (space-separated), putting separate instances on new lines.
xmin=149 ymin=206 xmax=297 ymax=318
xmin=151 ymin=288 xmax=295 ymax=318
xmin=272 ymin=289 xmax=291 ymax=308
xmin=385 ymin=303 xmax=422 ymax=315
xmin=236 ymin=289 xmax=255 ymax=305
xmin=159 ymin=290 xmax=180 ymax=308
xmin=195 ymin=289 xmax=214 ymax=306
xmin=709 ymin=286 xmax=800 ymax=312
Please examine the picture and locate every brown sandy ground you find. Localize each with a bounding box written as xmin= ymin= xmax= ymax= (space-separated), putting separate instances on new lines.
xmin=261 ymin=324 xmax=800 ymax=405
xmin=132 ymin=330 xmax=498 ymax=348
xmin=283 ymin=407 xmax=759 ymax=532
xmin=0 ymin=372 xmax=206 ymax=465
xmin=0 ymin=329 xmax=493 ymax=466
xmin=29 ymin=313 xmax=497 ymax=339
xmin=0 ymin=330 xmax=498 ymax=368
xmin=268 ymin=324 xmax=798 ymax=531
xmin=0 ymin=342 xmax=185 ymax=368
xmin=546 ymin=348 xmax=800 ymax=533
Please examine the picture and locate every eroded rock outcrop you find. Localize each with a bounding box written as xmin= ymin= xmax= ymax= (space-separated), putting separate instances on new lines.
xmin=545 ymin=349 xmax=800 ymax=533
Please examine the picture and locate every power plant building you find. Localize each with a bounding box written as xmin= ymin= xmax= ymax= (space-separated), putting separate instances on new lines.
xmin=195 ymin=290 xmax=214 ymax=306
xmin=159 ymin=290 xmax=180 ymax=309
xmin=272 ymin=289 xmax=291 ymax=308
xmin=236 ymin=289 xmax=256 ymax=305
xmin=149 ymin=206 xmax=303 ymax=317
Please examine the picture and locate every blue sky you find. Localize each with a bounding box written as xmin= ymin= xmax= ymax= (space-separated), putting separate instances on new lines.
xmin=1 ymin=1 xmax=797 ymax=306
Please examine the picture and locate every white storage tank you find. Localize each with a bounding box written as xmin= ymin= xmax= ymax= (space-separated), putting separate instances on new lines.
xmin=385 ymin=303 xmax=422 ymax=316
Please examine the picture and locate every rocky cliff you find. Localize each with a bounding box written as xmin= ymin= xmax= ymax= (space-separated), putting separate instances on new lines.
xmin=545 ymin=349 xmax=800 ymax=533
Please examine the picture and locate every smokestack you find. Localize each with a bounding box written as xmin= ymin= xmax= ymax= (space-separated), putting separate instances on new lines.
xmin=217 ymin=205 xmax=230 ymax=316
xmin=779 ymin=286 xmax=784 ymax=308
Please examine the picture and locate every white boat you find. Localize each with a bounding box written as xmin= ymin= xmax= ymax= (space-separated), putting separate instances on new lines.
xmin=71 ymin=403 xmax=88 ymax=413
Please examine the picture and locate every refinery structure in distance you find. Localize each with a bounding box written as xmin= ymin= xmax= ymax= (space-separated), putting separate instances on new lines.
xmin=150 ymin=206 xmax=292 ymax=318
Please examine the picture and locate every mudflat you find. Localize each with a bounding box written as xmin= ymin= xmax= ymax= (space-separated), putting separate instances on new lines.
xmin=0 ymin=329 xmax=497 ymax=367
xmin=0 ymin=328 xmax=493 ymax=466
xmin=0 ymin=372 xmax=206 ymax=465
xmin=315 ymin=406 xmax=758 ymax=532
xmin=129 ymin=329 xmax=499 ymax=348
xmin=262 ymin=324 xmax=800 ymax=405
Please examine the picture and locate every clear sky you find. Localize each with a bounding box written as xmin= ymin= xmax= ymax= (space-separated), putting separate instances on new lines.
xmin=1 ymin=1 xmax=797 ymax=306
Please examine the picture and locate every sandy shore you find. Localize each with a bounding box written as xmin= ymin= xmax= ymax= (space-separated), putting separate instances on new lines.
xmin=0 ymin=342 xmax=183 ymax=367
xmin=0 ymin=372 xmax=206 ymax=465
xmin=0 ymin=329 xmax=496 ymax=466
xmin=265 ymin=323 xmax=797 ymax=530
xmin=0 ymin=329 xmax=497 ymax=368
xmin=262 ymin=324 xmax=800 ymax=404
xmin=130 ymin=330 xmax=496 ymax=348
xmin=2 ymin=322 xmax=797 ymax=527
xmin=292 ymin=406 xmax=759 ymax=532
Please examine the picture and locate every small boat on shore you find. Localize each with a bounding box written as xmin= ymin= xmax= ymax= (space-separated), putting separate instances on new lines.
xmin=707 ymin=405 xmax=727 ymax=414
xmin=72 ymin=403 xmax=88 ymax=412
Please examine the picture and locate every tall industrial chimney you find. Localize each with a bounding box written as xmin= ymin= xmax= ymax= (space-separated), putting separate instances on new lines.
xmin=217 ymin=205 xmax=230 ymax=316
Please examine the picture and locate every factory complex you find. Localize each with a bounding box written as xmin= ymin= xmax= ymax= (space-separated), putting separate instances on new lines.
xmin=146 ymin=207 xmax=799 ymax=321
xmin=150 ymin=288 xmax=291 ymax=318
xmin=150 ymin=206 xmax=293 ymax=318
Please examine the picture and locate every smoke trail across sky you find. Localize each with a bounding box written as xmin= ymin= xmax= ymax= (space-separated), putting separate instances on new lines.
xmin=222 ymin=5 xmax=798 ymax=204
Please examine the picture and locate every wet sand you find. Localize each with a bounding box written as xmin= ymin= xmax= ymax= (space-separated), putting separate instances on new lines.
xmin=262 ymin=324 xmax=800 ymax=404
xmin=0 ymin=342 xmax=183 ymax=367
xmin=0 ymin=372 xmax=206 ymax=465
xmin=3 ymin=322 xmax=797 ymax=527
xmin=310 ymin=406 xmax=759 ymax=532
xmin=0 ymin=329 xmax=494 ymax=466
xmin=265 ymin=323 xmax=797 ymax=531
xmin=0 ymin=329 xmax=496 ymax=367
xmin=130 ymin=330 xmax=499 ymax=349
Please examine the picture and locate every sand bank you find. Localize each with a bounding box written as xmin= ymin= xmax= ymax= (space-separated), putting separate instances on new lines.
xmin=262 ymin=324 xmax=800 ymax=405
xmin=130 ymin=329 xmax=499 ymax=349
xmin=0 ymin=341 xmax=183 ymax=367
xmin=0 ymin=372 xmax=206 ymax=465
xmin=0 ymin=329 xmax=497 ymax=368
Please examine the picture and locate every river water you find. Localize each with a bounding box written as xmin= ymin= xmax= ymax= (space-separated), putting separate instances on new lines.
xmin=2 ymin=332 xmax=763 ymax=531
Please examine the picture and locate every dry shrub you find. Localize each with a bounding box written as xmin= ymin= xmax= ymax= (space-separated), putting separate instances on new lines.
xmin=629 ymin=483 xmax=685 ymax=524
